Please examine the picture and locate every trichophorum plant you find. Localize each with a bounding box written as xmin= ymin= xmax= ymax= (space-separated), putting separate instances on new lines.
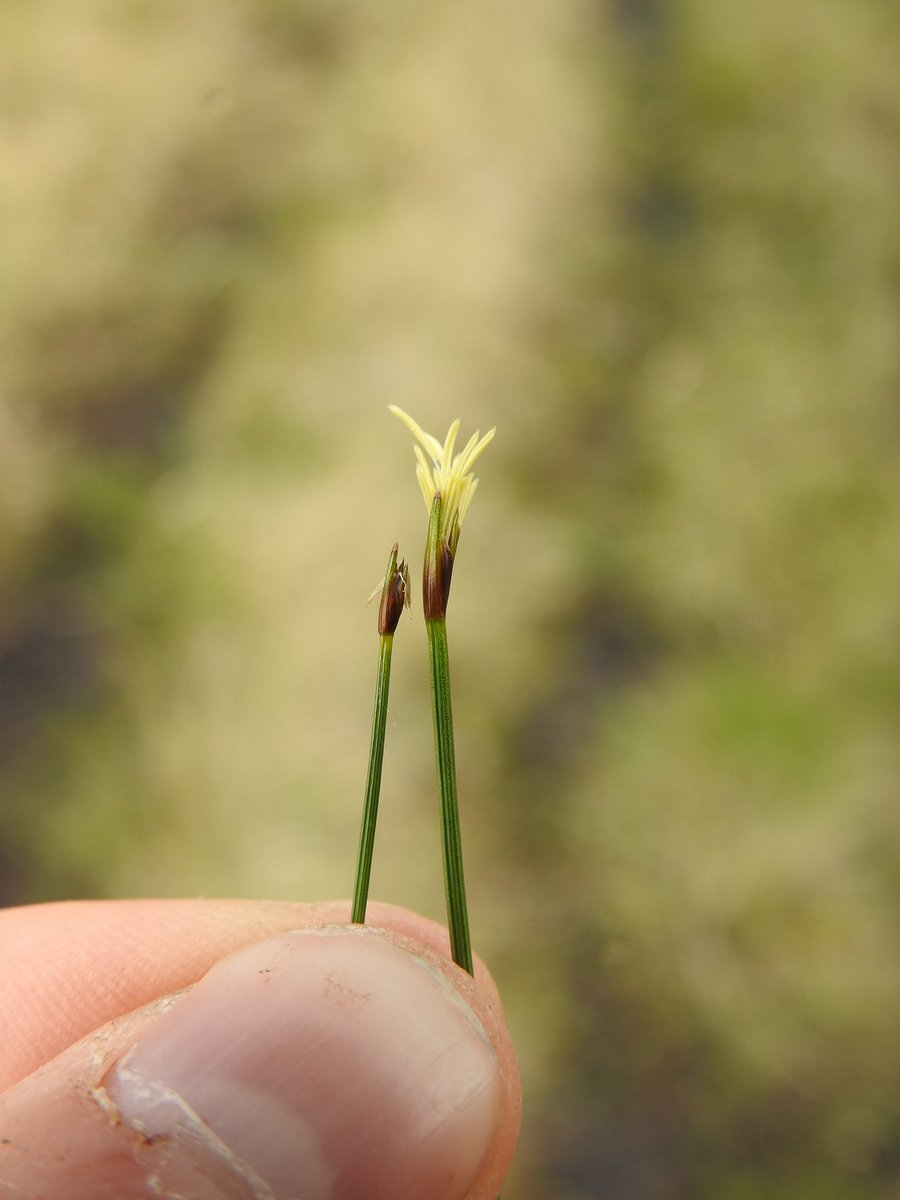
xmin=350 ymin=542 xmax=409 ymax=926
xmin=351 ymin=407 xmax=495 ymax=977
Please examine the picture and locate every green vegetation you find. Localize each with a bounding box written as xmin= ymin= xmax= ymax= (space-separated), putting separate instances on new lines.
xmin=1 ymin=1 xmax=898 ymax=1196
xmin=351 ymin=541 xmax=406 ymax=925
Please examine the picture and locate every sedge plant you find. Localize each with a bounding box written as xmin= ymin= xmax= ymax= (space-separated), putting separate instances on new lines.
xmin=351 ymin=543 xmax=409 ymax=924
xmin=389 ymin=406 xmax=495 ymax=975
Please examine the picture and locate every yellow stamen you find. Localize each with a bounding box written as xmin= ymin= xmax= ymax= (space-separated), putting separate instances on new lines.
xmin=389 ymin=406 xmax=495 ymax=550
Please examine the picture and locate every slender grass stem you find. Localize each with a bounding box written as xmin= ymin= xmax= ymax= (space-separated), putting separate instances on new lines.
xmin=352 ymin=544 xmax=408 ymax=925
xmin=426 ymin=615 xmax=474 ymax=975
xmin=351 ymin=631 xmax=394 ymax=924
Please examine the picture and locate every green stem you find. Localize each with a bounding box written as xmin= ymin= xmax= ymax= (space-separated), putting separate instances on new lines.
xmin=351 ymin=632 xmax=394 ymax=924
xmin=426 ymin=616 xmax=474 ymax=975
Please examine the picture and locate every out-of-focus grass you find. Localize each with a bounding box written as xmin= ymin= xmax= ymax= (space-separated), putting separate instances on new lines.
xmin=2 ymin=1 xmax=899 ymax=1196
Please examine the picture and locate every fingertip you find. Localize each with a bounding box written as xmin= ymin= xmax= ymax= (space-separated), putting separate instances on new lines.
xmin=0 ymin=924 xmax=521 ymax=1200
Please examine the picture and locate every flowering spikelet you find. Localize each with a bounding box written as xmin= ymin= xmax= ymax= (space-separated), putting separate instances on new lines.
xmin=388 ymin=406 xmax=495 ymax=561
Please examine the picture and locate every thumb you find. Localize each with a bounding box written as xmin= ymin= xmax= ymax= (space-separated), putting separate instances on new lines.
xmin=0 ymin=925 xmax=520 ymax=1200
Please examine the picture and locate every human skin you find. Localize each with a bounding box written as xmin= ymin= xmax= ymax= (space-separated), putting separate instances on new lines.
xmin=0 ymin=899 xmax=521 ymax=1199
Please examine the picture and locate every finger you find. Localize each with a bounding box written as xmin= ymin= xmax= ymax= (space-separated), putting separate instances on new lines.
xmin=0 ymin=925 xmax=521 ymax=1200
xmin=0 ymin=898 xmax=479 ymax=1090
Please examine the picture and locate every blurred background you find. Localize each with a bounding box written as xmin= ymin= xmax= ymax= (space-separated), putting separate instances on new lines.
xmin=2 ymin=0 xmax=899 ymax=1196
